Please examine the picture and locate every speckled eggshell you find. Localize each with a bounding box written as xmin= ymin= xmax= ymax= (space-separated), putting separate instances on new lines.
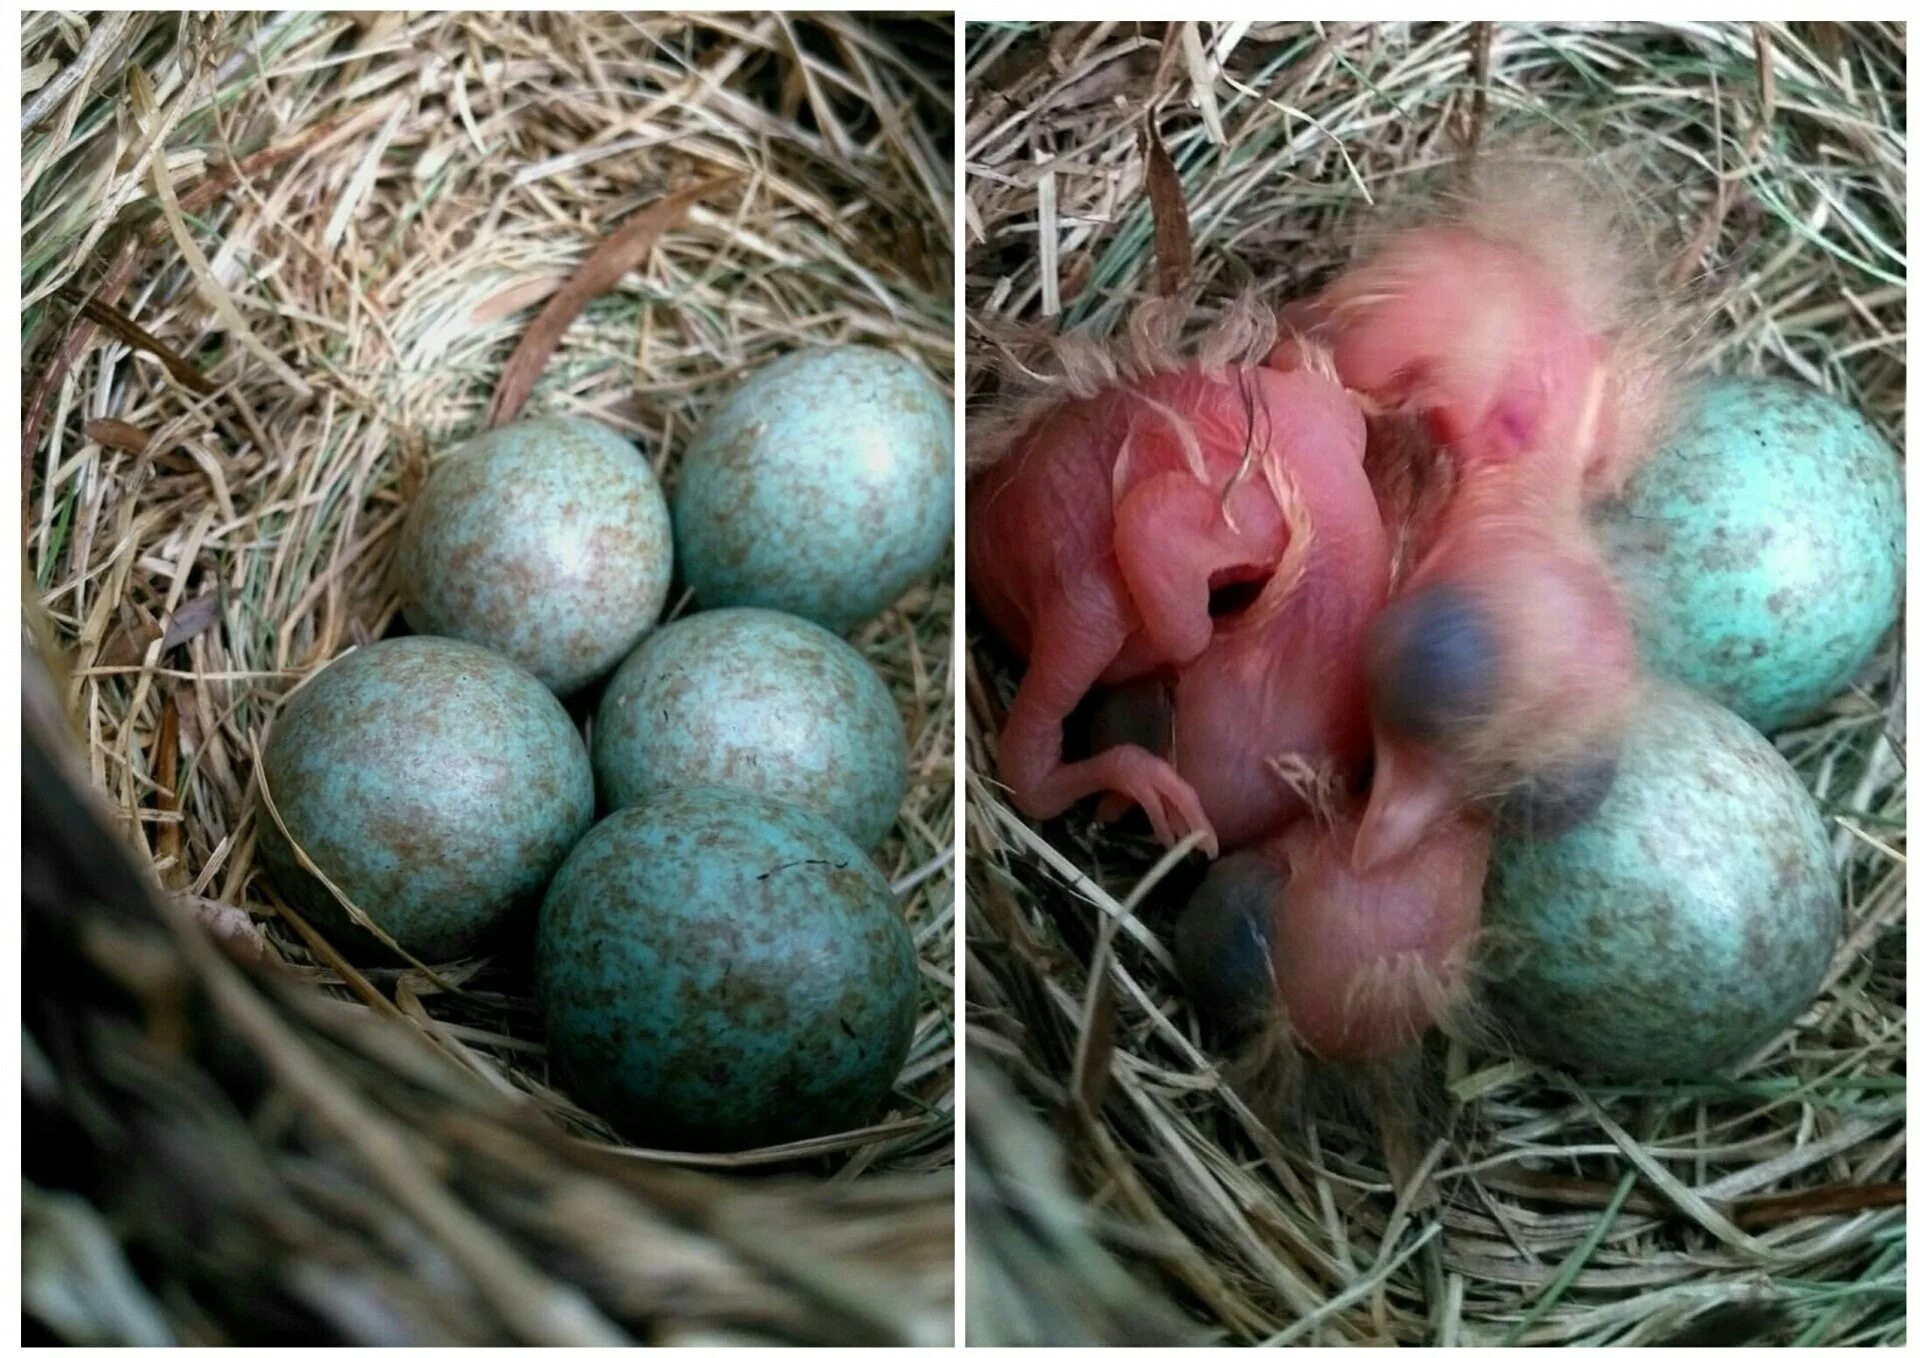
xmin=535 ymin=785 xmax=918 ymax=1150
xmin=396 ymin=416 xmax=673 ymax=696
xmin=1598 ymin=376 xmax=1905 ymax=732
xmin=258 ymin=637 xmax=594 ymax=961
xmin=592 ymin=607 xmax=908 ymax=849
xmin=672 ymin=347 xmax=953 ymax=632
xmin=1482 ymin=681 xmax=1839 ymax=1080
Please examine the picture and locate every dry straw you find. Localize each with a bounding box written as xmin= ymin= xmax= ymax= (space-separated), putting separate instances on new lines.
xmin=965 ymin=21 xmax=1904 ymax=1346
xmin=23 ymin=11 xmax=954 ymax=1343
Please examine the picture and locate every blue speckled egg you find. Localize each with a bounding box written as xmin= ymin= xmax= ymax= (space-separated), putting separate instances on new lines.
xmin=535 ymin=785 xmax=919 ymax=1150
xmin=672 ymin=347 xmax=953 ymax=632
xmin=397 ymin=416 xmax=673 ymax=695
xmin=258 ymin=637 xmax=594 ymax=961
xmin=1598 ymin=376 xmax=1904 ymax=732
xmin=1482 ymin=681 xmax=1839 ymax=1080
xmin=592 ymin=607 xmax=908 ymax=849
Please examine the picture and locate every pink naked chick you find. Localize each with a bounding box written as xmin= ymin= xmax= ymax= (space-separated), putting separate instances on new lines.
xmin=969 ymin=353 xmax=1390 ymax=855
xmin=1176 ymin=810 xmax=1492 ymax=1062
xmin=1283 ymin=193 xmax=1666 ymax=870
xmin=1271 ymin=812 xmax=1490 ymax=1061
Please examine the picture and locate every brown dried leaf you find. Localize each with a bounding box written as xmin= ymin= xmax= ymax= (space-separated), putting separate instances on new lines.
xmin=484 ymin=177 xmax=733 ymax=430
xmin=469 ymin=276 xmax=564 ymax=326
xmin=1731 ymin=1180 xmax=1905 ymax=1229
xmin=1477 ymin=1164 xmax=1669 ymax=1216
xmin=160 ymin=592 xmax=220 ymax=650
xmin=97 ymin=606 xmax=161 ymax=670
xmin=60 ymin=287 xmax=214 ymax=395
xmin=85 ymin=418 xmax=151 ymax=452
xmin=99 ymin=593 xmax=220 ymax=669
xmin=1139 ymin=117 xmax=1192 ymax=297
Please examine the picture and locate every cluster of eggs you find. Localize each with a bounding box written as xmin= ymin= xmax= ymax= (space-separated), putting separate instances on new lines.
xmin=258 ymin=347 xmax=953 ymax=1150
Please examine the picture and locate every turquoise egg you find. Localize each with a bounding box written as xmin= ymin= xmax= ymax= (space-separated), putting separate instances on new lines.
xmin=259 ymin=637 xmax=594 ymax=961
xmin=535 ymin=786 xmax=919 ymax=1150
xmin=1598 ymin=376 xmax=1904 ymax=732
xmin=592 ymin=607 xmax=908 ymax=849
xmin=1482 ymin=682 xmax=1839 ymax=1080
xmin=672 ymin=347 xmax=953 ymax=632
xmin=397 ymin=416 xmax=673 ymax=695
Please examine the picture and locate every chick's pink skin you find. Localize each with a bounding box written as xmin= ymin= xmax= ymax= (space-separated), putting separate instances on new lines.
xmin=1283 ymin=213 xmax=1669 ymax=502
xmin=970 ymin=364 xmax=1383 ymax=854
xmin=1312 ymin=226 xmax=1617 ymax=482
xmin=1268 ymin=812 xmax=1491 ymax=1063
xmin=1167 ymin=382 xmax=1391 ymax=850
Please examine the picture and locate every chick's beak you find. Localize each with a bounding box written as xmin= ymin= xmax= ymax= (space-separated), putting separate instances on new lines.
xmin=1351 ymin=738 xmax=1464 ymax=875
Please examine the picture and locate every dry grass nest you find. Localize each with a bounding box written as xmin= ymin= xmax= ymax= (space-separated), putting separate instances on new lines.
xmin=964 ymin=22 xmax=1904 ymax=1347
xmin=24 ymin=11 xmax=953 ymax=1345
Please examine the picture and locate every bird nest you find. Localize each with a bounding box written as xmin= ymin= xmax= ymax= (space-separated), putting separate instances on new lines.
xmin=23 ymin=11 xmax=954 ymax=1344
xmin=964 ymin=21 xmax=1904 ymax=1346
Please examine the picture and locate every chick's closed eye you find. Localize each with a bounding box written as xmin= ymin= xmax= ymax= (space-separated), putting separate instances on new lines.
xmin=1366 ymin=583 xmax=1501 ymax=742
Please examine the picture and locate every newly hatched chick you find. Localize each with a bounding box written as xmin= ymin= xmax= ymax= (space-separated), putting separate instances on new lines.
xmin=1176 ymin=811 xmax=1491 ymax=1062
xmin=1357 ymin=457 xmax=1638 ymax=869
xmin=1272 ymin=811 xmax=1491 ymax=1061
xmin=970 ymin=304 xmax=1390 ymax=854
xmin=1290 ymin=165 xmax=1670 ymax=495
xmin=1284 ymin=170 xmax=1667 ymax=869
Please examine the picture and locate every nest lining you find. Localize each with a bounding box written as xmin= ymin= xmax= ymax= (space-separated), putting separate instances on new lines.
xmin=24 ymin=10 xmax=956 ymax=1344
